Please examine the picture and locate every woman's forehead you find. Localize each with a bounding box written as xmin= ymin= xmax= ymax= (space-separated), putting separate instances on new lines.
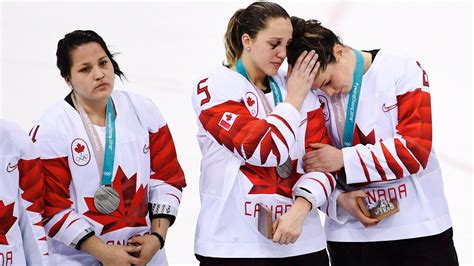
xmin=70 ymin=43 xmax=106 ymax=64
xmin=258 ymin=18 xmax=292 ymax=38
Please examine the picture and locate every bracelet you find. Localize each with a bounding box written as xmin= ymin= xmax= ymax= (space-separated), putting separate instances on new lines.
xmin=150 ymin=232 xmax=165 ymax=249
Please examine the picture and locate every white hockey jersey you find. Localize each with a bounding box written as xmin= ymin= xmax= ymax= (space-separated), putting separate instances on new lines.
xmin=192 ymin=66 xmax=335 ymax=258
xmin=319 ymin=49 xmax=452 ymax=241
xmin=0 ymin=119 xmax=48 ymax=266
xmin=33 ymin=90 xmax=186 ymax=265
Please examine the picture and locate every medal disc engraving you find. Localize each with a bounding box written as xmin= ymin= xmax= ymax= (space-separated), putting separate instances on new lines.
xmin=358 ymin=197 xmax=399 ymax=220
xmin=276 ymin=158 xmax=292 ymax=179
xmin=94 ymin=186 xmax=120 ymax=214
xmin=369 ymin=198 xmax=399 ymax=220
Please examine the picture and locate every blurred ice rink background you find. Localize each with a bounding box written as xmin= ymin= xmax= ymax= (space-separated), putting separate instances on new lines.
xmin=1 ymin=0 xmax=472 ymax=265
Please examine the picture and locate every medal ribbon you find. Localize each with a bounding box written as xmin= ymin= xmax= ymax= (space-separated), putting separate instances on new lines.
xmin=331 ymin=49 xmax=364 ymax=148
xmin=72 ymin=94 xmax=116 ymax=186
xmin=235 ymin=58 xmax=283 ymax=113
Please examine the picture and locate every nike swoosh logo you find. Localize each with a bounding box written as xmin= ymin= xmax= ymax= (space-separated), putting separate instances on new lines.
xmin=299 ymin=118 xmax=308 ymax=127
xmin=143 ymin=145 xmax=150 ymax=154
xmin=6 ymin=162 xmax=18 ymax=173
xmin=382 ymin=103 xmax=397 ymax=112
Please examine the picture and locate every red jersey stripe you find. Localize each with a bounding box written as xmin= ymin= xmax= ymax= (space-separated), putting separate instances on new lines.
xmin=324 ymin=173 xmax=335 ymax=190
xmin=308 ymin=178 xmax=329 ymax=200
xmin=48 ymin=211 xmax=71 ymax=238
xmin=380 ymin=142 xmax=404 ymax=179
xmin=370 ymin=150 xmax=388 ymax=181
xmin=356 ymin=150 xmax=371 ymax=182
xmin=269 ymin=114 xmax=295 ymax=139
xmin=394 ymin=139 xmax=420 ymax=174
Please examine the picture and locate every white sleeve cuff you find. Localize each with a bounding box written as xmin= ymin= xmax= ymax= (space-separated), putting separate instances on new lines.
xmin=293 ymin=172 xmax=334 ymax=209
xmin=327 ymin=188 xmax=350 ymax=224
xmin=342 ymin=146 xmax=367 ymax=184
xmin=60 ymin=218 xmax=94 ymax=248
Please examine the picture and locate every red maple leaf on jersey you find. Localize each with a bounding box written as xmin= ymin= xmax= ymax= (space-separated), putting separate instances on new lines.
xmin=83 ymin=166 xmax=148 ymax=235
xmin=246 ymin=97 xmax=255 ymax=107
xmin=74 ymin=143 xmax=85 ymax=153
xmin=226 ymin=114 xmax=232 ymax=121
xmin=0 ymin=201 xmax=17 ymax=245
xmin=240 ymin=160 xmax=301 ymax=198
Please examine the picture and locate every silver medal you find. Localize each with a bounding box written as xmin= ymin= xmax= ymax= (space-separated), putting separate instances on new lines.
xmin=369 ymin=198 xmax=399 ymax=219
xmin=276 ymin=158 xmax=292 ymax=178
xmin=94 ymin=186 xmax=120 ymax=214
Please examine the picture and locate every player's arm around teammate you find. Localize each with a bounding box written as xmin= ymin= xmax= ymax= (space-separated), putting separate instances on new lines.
xmin=191 ymin=2 xmax=334 ymax=265
xmin=287 ymin=16 xmax=458 ymax=266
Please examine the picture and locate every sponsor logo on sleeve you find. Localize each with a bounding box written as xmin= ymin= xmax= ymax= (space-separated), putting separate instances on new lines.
xmin=245 ymin=92 xmax=258 ymax=117
xmin=71 ymin=138 xmax=91 ymax=166
xmin=219 ymin=112 xmax=238 ymax=131
xmin=6 ymin=162 xmax=18 ymax=173
xmin=299 ymin=118 xmax=308 ymax=127
xmin=143 ymin=144 xmax=150 ymax=154
xmin=382 ymin=103 xmax=397 ymax=112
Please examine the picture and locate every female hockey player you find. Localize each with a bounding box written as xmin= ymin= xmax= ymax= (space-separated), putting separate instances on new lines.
xmin=287 ymin=16 xmax=458 ymax=266
xmin=191 ymin=2 xmax=335 ymax=265
xmin=0 ymin=119 xmax=48 ymax=265
xmin=33 ymin=30 xmax=186 ymax=265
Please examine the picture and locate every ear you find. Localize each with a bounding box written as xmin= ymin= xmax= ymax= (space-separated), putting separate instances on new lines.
xmin=241 ymin=33 xmax=251 ymax=50
xmin=332 ymin=44 xmax=345 ymax=61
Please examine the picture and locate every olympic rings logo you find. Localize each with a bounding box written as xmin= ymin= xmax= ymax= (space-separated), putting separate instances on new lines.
xmin=76 ymin=153 xmax=89 ymax=162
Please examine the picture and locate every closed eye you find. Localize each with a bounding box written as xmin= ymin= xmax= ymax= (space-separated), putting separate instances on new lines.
xmin=321 ymin=79 xmax=331 ymax=88
xmin=269 ymin=41 xmax=281 ymax=49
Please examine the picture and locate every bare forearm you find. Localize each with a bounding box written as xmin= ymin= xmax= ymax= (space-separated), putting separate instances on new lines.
xmin=151 ymin=217 xmax=170 ymax=238
xmin=80 ymin=235 xmax=108 ymax=260
xmin=293 ymin=197 xmax=312 ymax=216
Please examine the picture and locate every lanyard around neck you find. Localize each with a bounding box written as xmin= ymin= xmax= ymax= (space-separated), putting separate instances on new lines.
xmin=331 ymin=49 xmax=364 ymax=148
xmin=72 ymin=94 xmax=116 ymax=186
xmin=235 ymin=58 xmax=282 ymax=114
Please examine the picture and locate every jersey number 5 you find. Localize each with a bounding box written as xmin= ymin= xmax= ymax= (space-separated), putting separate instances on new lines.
xmin=197 ymin=78 xmax=211 ymax=106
